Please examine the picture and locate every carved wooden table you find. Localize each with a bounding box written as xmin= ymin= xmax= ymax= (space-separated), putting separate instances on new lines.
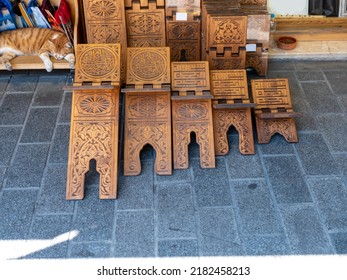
xmin=251 ymin=78 xmax=301 ymax=144
xmin=211 ymin=69 xmax=255 ymax=155
xmin=171 ymin=61 xmax=215 ymax=169
xmin=166 ymin=0 xmax=201 ymax=61
xmin=66 ymin=44 xmax=121 ymax=200
xmin=82 ymin=0 xmax=127 ymax=82
xmin=123 ymin=47 xmax=172 ymax=176
xmin=125 ymin=0 xmax=166 ymax=47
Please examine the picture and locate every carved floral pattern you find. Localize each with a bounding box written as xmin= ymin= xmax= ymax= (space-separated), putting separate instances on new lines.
xmin=214 ymin=19 xmax=243 ymax=44
xmin=177 ymin=103 xmax=207 ymax=119
xmin=256 ymin=118 xmax=298 ymax=144
xmin=128 ymin=96 xmax=167 ymax=117
xmin=89 ymin=0 xmax=119 ymax=19
xmin=246 ymin=53 xmax=268 ymax=77
xmin=170 ymin=23 xmax=197 ymax=39
xmin=77 ymin=95 xmax=111 ymax=115
xmin=128 ymin=13 xmax=162 ymax=34
xmin=90 ymin=25 xmax=121 ymax=43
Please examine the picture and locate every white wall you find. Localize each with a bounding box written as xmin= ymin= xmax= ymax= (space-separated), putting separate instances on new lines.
xmin=267 ymin=0 xmax=309 ymax=15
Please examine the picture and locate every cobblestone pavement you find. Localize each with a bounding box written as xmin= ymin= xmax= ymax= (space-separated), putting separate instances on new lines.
xmin=0 ymin=60 xmax=346 ymax=259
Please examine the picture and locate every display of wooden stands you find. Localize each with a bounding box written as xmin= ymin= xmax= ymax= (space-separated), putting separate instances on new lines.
xmin=66 ymin=44 xmax=121 ymax=200
xmin=251 ymin=78 xmax=301 ymax=144
xmin=211 ymin=69 xmax=255 ymax=155
xmin=171 ymin=61 xmax=215 ymax=169
xmin=123 ymin=47 xmax=172 ymax=176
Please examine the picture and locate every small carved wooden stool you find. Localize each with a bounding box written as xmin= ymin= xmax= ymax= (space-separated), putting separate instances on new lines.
xmin=123 ymin=47 xmax=172 ymax=176
xmin=66 ymin=44 xmax=121 ymax=200
xmin=171 ymin=61 xmax=215 ymax=169
xmin=211 ymin=69 xmax=255 ymax=155
xmin=251 ymin=78 xmax=301 ymax=144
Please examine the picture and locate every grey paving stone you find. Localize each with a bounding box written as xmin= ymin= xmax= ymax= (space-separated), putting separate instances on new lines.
xmin=330 ymin=232 xmax=347 ymax=254
xmin=280 ymin=204 xmax=333 ymax=255
xmin=70 ymin=242 xmax=111 ymax=258
xmin=20 ymin=108 xmax=59 ymax=143
xmin=6 ymin=75 xmax=38 ymax=92
xmin=323 ymin=70 xmax=347 ymax=95
xmin=316 ymin=114 xmax=347 ymax=152
xmin=192 ymin=157 xmax=233 ymax=207
xmin=263 ymin=156 xmax=312 ymax=204
xmin=59 ymin=92 xmax=72 ymax=123
xmin=295 ymin=133 xmax=339 ymax=175
xmin=258 ymin=134 xmax=295 ymax=155
xmin=0 ymin=78 xmax=9 ymax=92
xmin=0 ymin=93 xmax=33 ymax=125
xmin=291 ymin=97 xmax=318 ymax=131
xmin=0 ymin=167 xmax=5 ymax=189
xmin=225 ymin=136 xmax=264 ymax=178
xmin=301 ymin=82 xmax=342 ymax=113
xmin=0 ymin=127 xmax=21 ymax=166
xmin=296 ymin=61 xmax=347 ymax=71
xmin=113 ymin=211 xmax=155 ymax=258
xmin=158 ymin=184 xmax=196 ymax=239
xmin=33 ymin=76 xmax=67 ymax=106
xmin=49 ymin=125 xmax=70 ymax=163
xmin=158 ymin=239 xmax=198 ymax=257
xmin=155 ymin=168 xmax=192 ymax=184
xmin=23 ymin=215 xmax=72 ymax=259
xmin=308 ymin=177 xmax=347 ymax=231
xmin=339 ymin=94 xmax=347 ymax=112
xmin=117 ymin=161 xmax=154 ymax=210
xmin=36 ymin=164 xmax=75 ymax=214
xmin=198 ymin=208 xmax=243 ymax=256
xmin=268 ymin=60 xmax=296 ymax=71
xmin=334 ymin=154 xmax=347 ymax=180
xmin=72 ymin=195 xmax=116 ymax=242
xmin=233 ymin=179 xmax=281 ymax=235
xmin=243 ymin=235 xmax=291 ymax=256
xmin=296 ymin=71 xmax=325 ymax=81
xmin=4 ymin=144 xmax=49 ymax=189
xmin=0 ymin=189 xmax=38 ymax=239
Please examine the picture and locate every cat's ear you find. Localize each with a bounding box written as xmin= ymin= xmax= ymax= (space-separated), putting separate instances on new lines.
xmin=65 ymin=42 xmax=73 ymax=49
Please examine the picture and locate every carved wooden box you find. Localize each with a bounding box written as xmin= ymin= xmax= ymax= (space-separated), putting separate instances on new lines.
xmin=123 ymin=47 xmax=172 ymax=176
xmin=67 ymin=44 xmax=121 ymax=200
xmin=125 ymin=0 xmax=166 ymax=47
xmin=82 ymin=0 xmax=127 ymax=82
xmin=251 ymin=78 xmax=300 ymax=144
xmin=171 ymin=61 xmax=215 ymax=169
xmin=211 ymin=69 xmax=255 ymax=155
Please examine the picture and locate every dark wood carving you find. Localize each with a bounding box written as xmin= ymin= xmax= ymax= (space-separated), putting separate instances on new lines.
xmin=171 ymin=61 xmax=215 ymax=169
xmin=123 ymin=47 xmax=172 ymax=176
xmin=67 ymin=44 xmax=121 ymax=200
xmin=211 ymin=69 xmax=255 ymax=155
xmin=251 ymin=78 xmax=300 ymax=144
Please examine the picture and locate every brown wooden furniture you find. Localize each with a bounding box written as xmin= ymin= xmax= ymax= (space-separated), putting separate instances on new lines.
xmin=171 ymin=61 xmax=215 ymax=169
xmin=66 ymin=44 xmax=121 ymax=200
xmin=166 ymin=0 xmax=201 ymax=61
xmin=125 ymin=0 xmax=166 ymax=47
xmin=123 ymin=47 xmax=172 ymax=176
xmin=251 ymin=78 xmax=300 ymax=144
xmin=211 ymin=69 xmax=255 ymax=155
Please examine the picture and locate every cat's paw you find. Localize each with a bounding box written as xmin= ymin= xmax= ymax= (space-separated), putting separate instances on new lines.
xmin=65 ymin=54 xmax=75 ymax=69
xmin=44 ymin=61 xmax=53 ymax=72
xmin=4 ymin=62 xmax=13 ymax=71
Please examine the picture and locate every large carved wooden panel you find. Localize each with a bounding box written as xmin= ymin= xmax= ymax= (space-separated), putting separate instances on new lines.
xmin=211 ymin=69 xmax=255 ymax=155
xmin=82 ymin=0 xmax=127 ymax=82
xmin=66 ymin=44 xmax=121 ymax=200
xmin=123 ymin=90 xmax=172 ymax=175
xmin=126 ymin=47 xmax=170 ymax=88
xmin=171 ymin=61 xmax=215 ymax=169
xmin=125 ymin=0 xmax=166 ymax=47
xmin=251 ymin=78 xmax=300 ymax=144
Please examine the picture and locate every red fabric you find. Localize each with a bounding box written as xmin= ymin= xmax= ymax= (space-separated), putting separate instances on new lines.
xmin=54 ymin=0 xmax=71 ymax=25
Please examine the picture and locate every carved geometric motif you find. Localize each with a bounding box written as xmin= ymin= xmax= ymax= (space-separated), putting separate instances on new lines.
xmin=126 ymin=47 xmax=170 ymax=86
xmin=128 ymin=96 xmax=167 ymax=118
xmin=86 ymin=0 xmax=120 ymax=19
xmin=128 ymin=13 xmax=162 ymax=34
xmin=76 ymin=94 xmax=113 ymax=116
xmin=246 ymin=52 xmax=268 ymax=77
xmin=209 ymin=55 xmax=246 ymax=70
xmin=169 ymin=40 xmax=201 ymax=61
xmin=89 ymin=25 xmax=121 ymax=44
xmin=168 ymin=22 xmax=199 ymax=40
xmin=74 ymin=44 xmax=121 ymax=83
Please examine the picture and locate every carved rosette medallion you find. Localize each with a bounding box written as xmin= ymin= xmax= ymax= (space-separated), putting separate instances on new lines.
xmin=88 ymin=0 xmax=120 ymax=20
xmin=214 ymin=19 xmax=243 ymax=44
xmin=177 ymin=103 xmax=208 ymax=119
xmin=169 ymin=23 xmax=198 ymax=40
xmin=75 ymin=44 xmax=120 ymax=83
xmin=76 ymin=94 xmax=113 ymax=116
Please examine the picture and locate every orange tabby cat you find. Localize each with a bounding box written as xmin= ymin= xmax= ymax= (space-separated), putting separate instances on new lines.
xmin=0 ymin=27 xmax=75 ymax=72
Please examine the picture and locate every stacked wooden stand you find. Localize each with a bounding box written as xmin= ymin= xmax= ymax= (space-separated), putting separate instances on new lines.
xmin=65 ymin=0 xmax=300 ymax=200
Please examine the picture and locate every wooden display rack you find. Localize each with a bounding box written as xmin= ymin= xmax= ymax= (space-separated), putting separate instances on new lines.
xmin=0 ymin=0 xmax=81 ymax=71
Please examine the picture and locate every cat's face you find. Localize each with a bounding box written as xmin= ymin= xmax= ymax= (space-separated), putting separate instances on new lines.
xmin=48 ymin=33 xmax=74 ymax=60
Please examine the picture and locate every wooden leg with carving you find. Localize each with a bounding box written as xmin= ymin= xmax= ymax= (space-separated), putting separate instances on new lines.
xmin=255 ymin=117 xmax=298 ymax=144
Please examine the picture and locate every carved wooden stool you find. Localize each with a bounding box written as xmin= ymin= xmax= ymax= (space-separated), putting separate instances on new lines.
xmin=166 ymin=0 xmax=201 ymax=61
xmin=82 ymin=0 xmax=127 ymax=82
xmin=123 ymin=47 xmax=172 ymax=176
xmin=171 ymin=61 xmax=215 ymax=169
xmin=251 ymin=78 xmax=301 ymax=144
xmin=211 ymin=69 xmax=255 ymax=155
xmin=125 ymin=0 xmax=166 ymax=47
xmin=66 ymin=44 xmax=121 ymax=200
